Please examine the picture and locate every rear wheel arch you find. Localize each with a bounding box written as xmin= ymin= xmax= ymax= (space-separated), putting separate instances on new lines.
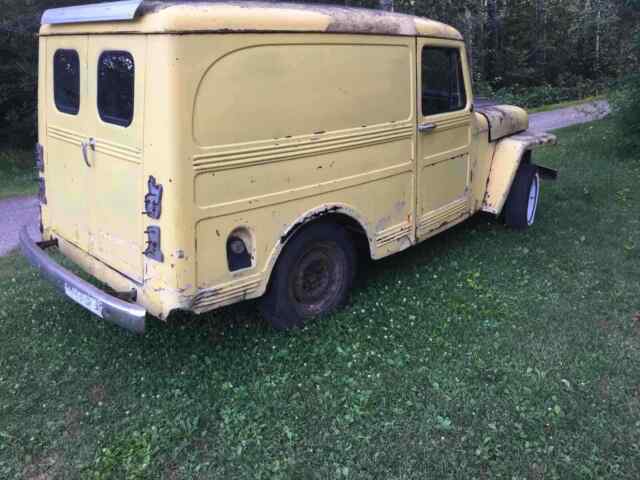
xmin=272 ymin=205 xmax=373 ymax=271
xmin=283 ymin=205 xmax=369 ymax=240
xmin=261 ymin=207 xmax=372 ymax=293
xmin=261 ymin=215 xmax=361 ymax=330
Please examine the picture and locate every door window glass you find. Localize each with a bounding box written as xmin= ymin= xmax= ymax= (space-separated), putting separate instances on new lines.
xmin=421 ymin=47 xmax=467 ymax=116
xmin=54 ymin=49 xmax=80 ymax=115
xmin=98 ymin=51 xmax=135 ymax=127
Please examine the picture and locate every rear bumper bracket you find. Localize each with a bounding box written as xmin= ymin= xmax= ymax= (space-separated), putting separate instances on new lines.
xmin=19 ymin=227 xmax=146 ymax=334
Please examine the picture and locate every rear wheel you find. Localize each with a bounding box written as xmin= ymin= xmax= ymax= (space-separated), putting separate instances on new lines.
xmin=260 ymin=222 xmax=356 ymax=330
xmin=504 ymin=162 xmax=541 ymax=229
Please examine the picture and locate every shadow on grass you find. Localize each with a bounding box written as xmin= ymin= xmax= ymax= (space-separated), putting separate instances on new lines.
xmin=155 ymin=213 xmax=501 ymax=344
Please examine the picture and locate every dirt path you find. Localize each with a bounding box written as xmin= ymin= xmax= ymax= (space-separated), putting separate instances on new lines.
xmin=0 ymin=195 xmax=40 ymax=257
xmin=529 ymin=100 xmax=610 ymax=131
xmin=0 ymin=101 xmax=610 ymax=257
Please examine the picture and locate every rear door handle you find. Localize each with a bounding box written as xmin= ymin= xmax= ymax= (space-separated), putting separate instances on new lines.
xmin=81 ymin=138 xmax=96 ymax=167
xmin=418 ymin=123 xmax=437 ymax=133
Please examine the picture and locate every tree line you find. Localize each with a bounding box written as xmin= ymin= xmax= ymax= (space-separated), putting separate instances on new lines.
xmin=0 ymin=0 xmax=638 ymax=147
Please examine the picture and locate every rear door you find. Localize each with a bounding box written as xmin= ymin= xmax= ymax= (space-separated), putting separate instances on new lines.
xmin=88 ymin=37 xmax=147 ymax=282
xmin=46 ymin=36 xmax=92 ymax=251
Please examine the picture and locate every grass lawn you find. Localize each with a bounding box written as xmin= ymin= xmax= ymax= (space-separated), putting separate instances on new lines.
xmin=0 ymin=149 xmax=38 ymax=200
xmin=1 ymin=119 xmax=639 ymax=479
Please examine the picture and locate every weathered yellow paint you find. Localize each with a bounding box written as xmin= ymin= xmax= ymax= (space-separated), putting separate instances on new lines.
xmin=482 ymin=131 xmax=558 ymax=215
xmin=38 ymin=3 xmax=554 ymax=320
xmin=476 ymin=105 xmax=529 ymax=141
xmin=39 ymin=2 xmax=462 ymax=40
xmin=415 ymin=37 xmax=473 ymax=240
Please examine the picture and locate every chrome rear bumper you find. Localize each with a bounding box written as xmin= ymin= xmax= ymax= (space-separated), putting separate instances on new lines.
xmin=19 ymin=227 xmax=146 ymax=334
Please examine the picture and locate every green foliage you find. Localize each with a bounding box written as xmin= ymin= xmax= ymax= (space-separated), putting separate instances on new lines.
xmin=0 ymin=0 xmax=97 ymax=147
xmin=1 ymin=120 xmax=640 ymax=478
xmin=480 ymin=79 xmax=607 ymax=109
xmin=90 ymin=431 xmax=156 ymax=480
xmin=1 ymin=0 xmax=639 ymax=147
xmin=0 ymin=14 xmax=38 ymax=147
xmin=611 ymin=75 xmax=640 ymax=152
xmin=610 ymin=33 xmax=640 ymax=152
xmin=0 ymin=149 xmax=37 ymax=199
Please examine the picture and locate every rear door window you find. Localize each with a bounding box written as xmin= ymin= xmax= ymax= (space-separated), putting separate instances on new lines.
xmin=421 ymin=47 xmax=467 ymax=116
xmin=97 ymin=51 xmax=135 ymax=127
xmin=54 ymin=49 xmax=80 ymax=115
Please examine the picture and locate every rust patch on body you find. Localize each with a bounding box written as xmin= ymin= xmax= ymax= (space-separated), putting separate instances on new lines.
xmin=476 ymin=105 xmax=528 ymax=142
xmin=281 ymin=206 xmax=341 ymax=243
xmin=140 ymin=1 xmax=460 ymax=38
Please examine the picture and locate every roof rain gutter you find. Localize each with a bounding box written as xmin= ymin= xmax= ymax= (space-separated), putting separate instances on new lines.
xmin=41 ymin=0 xmax=144 ymax=25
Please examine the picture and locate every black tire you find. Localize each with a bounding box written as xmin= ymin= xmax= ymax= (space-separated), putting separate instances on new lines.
xmin=260 ymin=222 xmax=357 ymax=331
xmin=504 ymin=162 xmax=541 ymax=229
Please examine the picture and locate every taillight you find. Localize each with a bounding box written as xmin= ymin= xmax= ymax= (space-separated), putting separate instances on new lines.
xmin=227 ymin=234 xmax=252 ymax=271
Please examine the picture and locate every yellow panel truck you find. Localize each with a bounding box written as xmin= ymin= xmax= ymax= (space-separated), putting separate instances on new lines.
xmin=22 ymin=1 xmax=557 ymax=334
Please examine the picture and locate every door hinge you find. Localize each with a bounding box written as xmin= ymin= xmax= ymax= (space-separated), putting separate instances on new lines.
xmin=38 ymin=177 xmax=47 ymax=205
xmin=143 ymin=176 xmax=163 ymax=220
xmin=35 ymin=143 xmax=44 ymax=173
xmin=144 ymin=226 xmax=164 ymax=262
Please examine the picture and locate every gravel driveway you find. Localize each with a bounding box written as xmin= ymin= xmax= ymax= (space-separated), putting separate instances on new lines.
xmin=0 ymin=195 xmax=40 ymax=257
xmin=0 ymin=100 xmax=610 ymax=258
xmin=529 ymin=100 xmax=610 ymax=131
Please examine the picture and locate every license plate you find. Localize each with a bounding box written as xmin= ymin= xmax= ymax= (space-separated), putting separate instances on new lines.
xmin=65 ymin=284 xmax=104 ymax=318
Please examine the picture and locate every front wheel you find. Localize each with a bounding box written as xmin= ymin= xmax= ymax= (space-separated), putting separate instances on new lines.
xmin=260 ymin=222 xmax=357 ymax=330
xmin=504 ymin=163 xmax=541 ymax=229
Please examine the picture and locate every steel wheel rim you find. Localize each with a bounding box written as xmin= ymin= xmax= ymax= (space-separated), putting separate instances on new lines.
xmin=527 ymin=173 xmax=540 ymax=226
xmin=289 ymin=242 xmax=345 ymax=317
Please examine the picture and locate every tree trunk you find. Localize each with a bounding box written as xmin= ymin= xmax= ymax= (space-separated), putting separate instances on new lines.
xmin=486 ymin=0 xmax=498 ymax=82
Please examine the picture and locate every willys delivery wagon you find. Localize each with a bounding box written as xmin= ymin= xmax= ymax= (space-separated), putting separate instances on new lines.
xmin=22 ymin=0 xmax=557 ymax=333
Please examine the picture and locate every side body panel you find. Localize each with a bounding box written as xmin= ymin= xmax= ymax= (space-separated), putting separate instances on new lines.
xmin=138 ymin=34 xmax=202 ymax=317
xmin=175 ymin=33 xmax=418 ymax=312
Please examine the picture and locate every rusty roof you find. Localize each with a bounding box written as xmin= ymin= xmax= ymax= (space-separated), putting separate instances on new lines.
xmin=41 ymin=1 xmax=463 ymax=40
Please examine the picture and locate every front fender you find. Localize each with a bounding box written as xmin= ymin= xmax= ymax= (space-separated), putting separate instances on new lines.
xmin=482 ymin=130 xmax=557 ymax=215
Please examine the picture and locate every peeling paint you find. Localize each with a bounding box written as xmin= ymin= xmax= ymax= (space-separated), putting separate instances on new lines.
xmin=476 ymin=105 xmax=528 ymax=142
xmin=44 ymin=1 xmax=463 ymax=40
xmin=482 ymin=130 xmax=557 ymax=215
xmin=376 ymin=216 xmax=392 ymax=232
xmin=280 ymin=205 xmax=341 ymax=243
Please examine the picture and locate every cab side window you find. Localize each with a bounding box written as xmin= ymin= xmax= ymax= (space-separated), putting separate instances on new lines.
xmin=421 ymin=47 xmax=467 ymax=116
xmin=54 ymin=49 xmax=80 ymax=115
xmin=98 ymin=51 xmax=135 ymax=127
